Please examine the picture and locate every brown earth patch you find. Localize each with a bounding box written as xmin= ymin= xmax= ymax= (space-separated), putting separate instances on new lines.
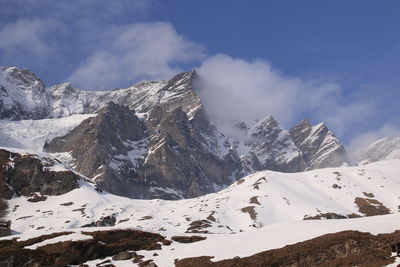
xmin=256 ymin=177 xmax=267 ymax=183
xmin=27 ymin=193 xmax=47 ymax=202
xmin=363 ymin=192 xmax=375 ymax=198
xmin=355 ymin=197 xmax=391 ymax=216
xmin=0 ymin=229 xmax=168 ymax=267
xmin=186 ymin=220 xmax=212 ymax=233
xmin=206 ymin=211 xmax=216 ymax=222
xmin=171 ymin=235 xmax=207 ymax=243
xmin=139 ymin=215 xmax=153 ymax=221
xmin=304 ymin=213 xmax=348 ymax=220
xmin=249 ymin=196 xmax=261 ymax=205
xmin=72 ymin=207 xmax=86 ymax=216
xmin=175 ymin=230 xmax=400 ymax=267
xmin=236 ymin=179 xmax=245 ymax=185
xmin=60 ymin=202 xmax=74 ymax=206
xmin=241 ymin=206 xmax=257 ymax=220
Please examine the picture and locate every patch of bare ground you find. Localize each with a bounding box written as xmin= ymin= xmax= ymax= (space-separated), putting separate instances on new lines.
xmin=355 ymin=197 xmax=391 ymax=216
xmin=304 ymin=213 xmax=349 ymax=220
xmin=241 ymin=206 xmax=257 ymax=220
xmin=186 ymin=220 xmax=212 ymax=233
xmin=171 ymin=236 xmax=207 ymax=243
xmin=175 ymin=230 xmax=400 ymax=267
xmin=206 ymin=211 xmax=216 ymax=222
xmin=0 ymin=229 xmax=169 ymax=267
xmin=236 ymin=179 xmax=245 ymax=185
xmin=363 ymin=192 xmax=375 ymax=198
xmin=139 ymin=215 xmax=153 ymax=221
xmin=249 ymin=196 xmax=261 ymax=205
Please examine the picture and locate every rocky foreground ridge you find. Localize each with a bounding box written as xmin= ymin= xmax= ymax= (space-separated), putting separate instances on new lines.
xmin=0 ymin=66 xmax=349 ymax=199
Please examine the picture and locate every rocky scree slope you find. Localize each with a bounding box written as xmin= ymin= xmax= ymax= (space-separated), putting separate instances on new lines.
xmin=0 ymin=66 xmax=349 ymax=199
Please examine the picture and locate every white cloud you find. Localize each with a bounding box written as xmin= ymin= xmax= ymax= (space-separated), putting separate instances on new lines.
xmin=0 ymin=18 xmax=59 ymax=61
xmin=196 ymin=54 xmax=374 ymax=134
xmin=68 ymin=22 xmax=205 ymax=90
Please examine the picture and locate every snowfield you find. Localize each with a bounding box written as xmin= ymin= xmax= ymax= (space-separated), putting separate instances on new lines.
xmin=0 ymin=114 xmax=96 ymax=152
xmin=4 ymin=159 xmax=400 ymax=266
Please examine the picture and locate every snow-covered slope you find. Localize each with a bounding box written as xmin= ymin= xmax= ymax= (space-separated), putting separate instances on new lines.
xmin=3 ymin=159 xmax=400 ymax=266
xmin=0 ymin=114 xmax=95 ymax=152
xmin=7 ymin=159 xmax=400 ymax=236
xmin=359 ymin=137 xmax=400 ymax=164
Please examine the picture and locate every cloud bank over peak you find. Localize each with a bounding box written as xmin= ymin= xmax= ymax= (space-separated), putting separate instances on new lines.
xmin=68 ymin=22 xmax=205 ymax=90
xmin=196 ymin=54 xmax=374 ymax=135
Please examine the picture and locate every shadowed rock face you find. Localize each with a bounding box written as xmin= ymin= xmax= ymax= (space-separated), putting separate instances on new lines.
xmin=0 ymin=149 xmax=80 ymax=199
xmin=142 ymin=105 xmax=241 ymax=198
xmin=45 ymin=102 xmax=242 ymax=199
xmin=45 ymin=102 xmax=147 ymax=197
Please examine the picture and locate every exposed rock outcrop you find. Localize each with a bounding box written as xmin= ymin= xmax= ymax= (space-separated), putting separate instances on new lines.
xmin=0 ymin=229 xmax=169 ymax=267
xmin=0 ymin=149 xmax=80 ymax=199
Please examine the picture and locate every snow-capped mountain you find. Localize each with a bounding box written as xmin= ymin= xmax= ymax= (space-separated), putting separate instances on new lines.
xmin=0 ymin=66 xmax=349 ymax=199
xmin=359 ymin=137 xmax=400 ymax=164
xmin=1 ymin=66 xmax=399 ymax=266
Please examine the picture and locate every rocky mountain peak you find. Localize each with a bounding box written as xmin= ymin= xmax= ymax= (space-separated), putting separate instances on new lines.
xmin=0 ymin=66 xmax=45 ymax=91
xmin=0 ymin=66 xmax=50 ymax=120
xmin=359 ymin=136 xmax=400 ymax=164
xmin=290 ymin=119 xmax=347 ymax=170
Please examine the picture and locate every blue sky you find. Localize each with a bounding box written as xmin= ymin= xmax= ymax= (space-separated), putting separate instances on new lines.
xmin=0 ymin=0 xmax=399 ymax=151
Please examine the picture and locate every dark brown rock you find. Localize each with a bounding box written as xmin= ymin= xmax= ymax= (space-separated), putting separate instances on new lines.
xmin=112 ymin=251 xmax=136 ymax=261
xmin=171 ymin=235 xmax=207 ymax=243
xmin=0 ymin=149 xmax=80 ymax=199
xmin=0 ymin=229 xmax=167 ymax=267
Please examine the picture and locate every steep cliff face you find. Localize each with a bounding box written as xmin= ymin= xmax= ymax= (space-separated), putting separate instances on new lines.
xmin=45 ymin=103 xmax=147 ymax=197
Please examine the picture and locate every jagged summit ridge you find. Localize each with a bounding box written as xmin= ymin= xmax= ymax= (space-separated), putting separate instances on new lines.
xmin=0 ymin=66 xmax=201 ymax=121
